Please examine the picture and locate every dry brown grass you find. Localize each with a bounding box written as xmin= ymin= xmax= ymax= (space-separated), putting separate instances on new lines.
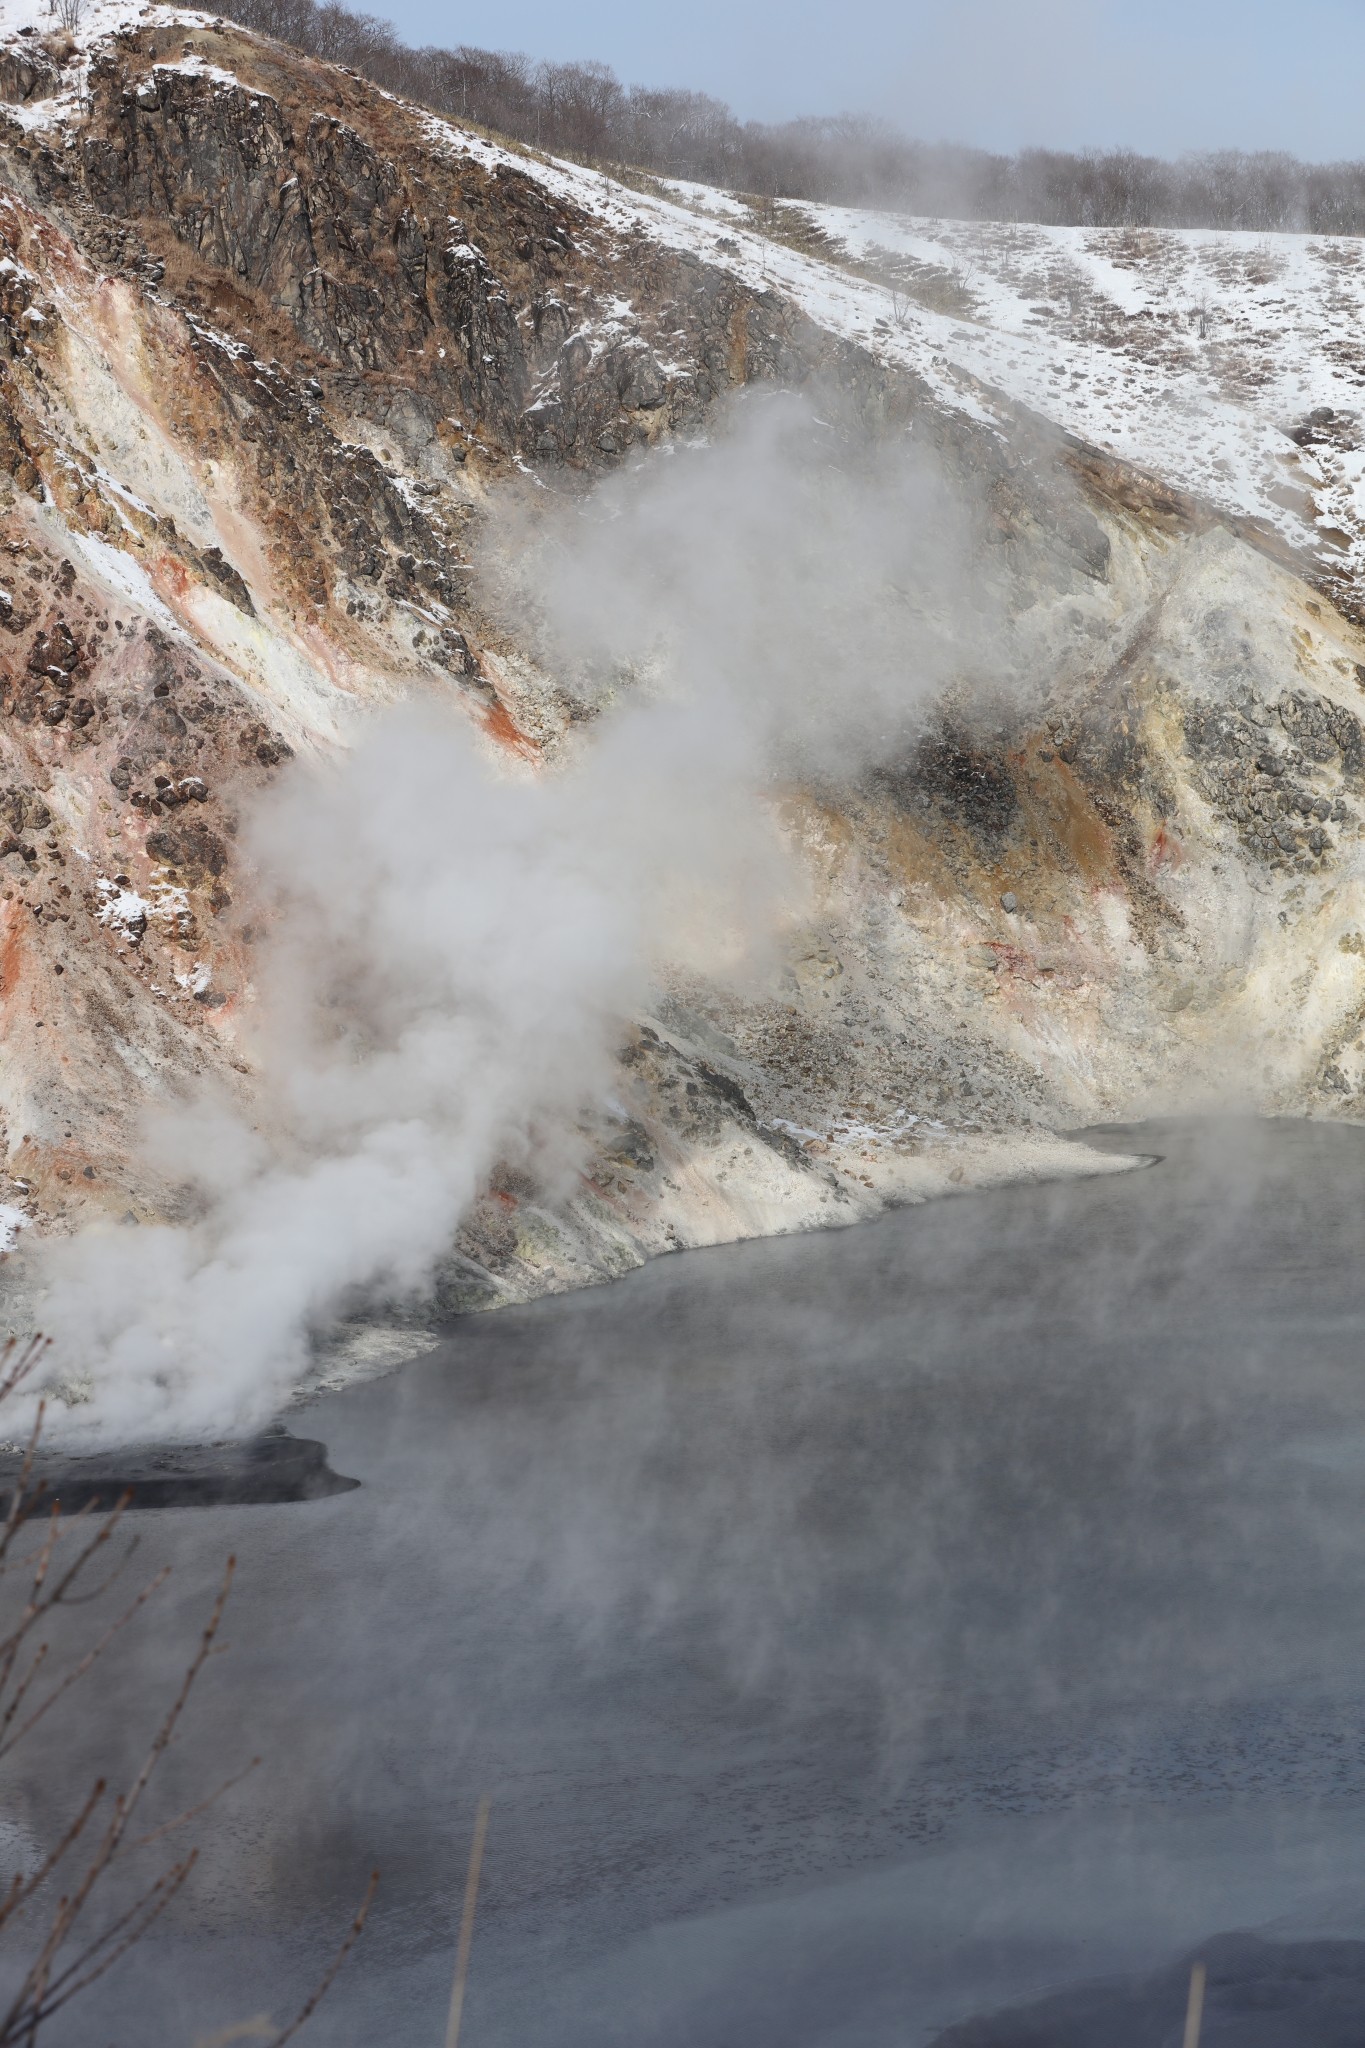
xmin=137 ymin=222 xmax=321 ymax=365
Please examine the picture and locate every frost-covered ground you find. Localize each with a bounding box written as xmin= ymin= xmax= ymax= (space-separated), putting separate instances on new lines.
xmin=424 ymin=126 xmax=1365 ymax=604
xmin=11 ymin=0 xmax=1365 ymax=611
xmin=423 ymin=128 xmax=1365 ymax=608
xmin=781 ymin=206 xmax=1365 ymax=569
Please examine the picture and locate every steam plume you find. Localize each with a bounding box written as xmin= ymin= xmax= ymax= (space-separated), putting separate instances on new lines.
xmin=35 ymin=393 xmax=992 ymax=1443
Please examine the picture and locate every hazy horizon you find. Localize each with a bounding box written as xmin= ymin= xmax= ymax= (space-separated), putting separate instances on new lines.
xmin=371 ymin=0 xmax=1365 ymax=161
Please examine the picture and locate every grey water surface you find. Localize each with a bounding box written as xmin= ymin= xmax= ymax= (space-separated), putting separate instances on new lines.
xmin=17 ymin=1117 xmax=1365 ymax=2046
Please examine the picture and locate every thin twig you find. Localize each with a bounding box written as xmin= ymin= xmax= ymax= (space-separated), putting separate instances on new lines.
xmin=34 ymin=1496 xmax=128 ymax=1613
xmin=263 ymin=1869 xmax=378 ymax=2048
xmin=0 ymin=1346 xmax=54 ymax=1571
xmin=1182 ymin=1959 xmax=1206 ymax=2048
xmin=55 ymin=1530 xmax=142 ymax=1607
xmin=0 ymin=1496 xmax=110 ymax=1690
xmin=0 ymin=1510 xmax=62 ymax=1705
xmin=0 ymin=1340 xmax=48 ymax=1422
xmin=0 ymin=1522 xmax=108 ymax=1596
xmin=0 ymin=1780 xmax=105 ymax=1937
xmin=0 ymin=1566 xmax=170 ymax=1759
xmin=0 ymin=1371 xmax=372 ymax=2048
xmin=0 ymin=1558 xmax=234 ymax=2041
xmin=102 ymin=1556 xmax=235 ymax=1846
xmin=0 ymin=1496 xmax=124 ymax=1716
xmin=445 ymin=1797 xmax=490 ymax=2048
xmin=30 ymin=1851 xmax=198 ymax=2022
xmin=0 ymin=1641 xmax=47 ymax=1741
xmin=0 ymin=1397 xmax=45 ymax=1574
xmin=111 ymin=1756 xmax=261 ymax=1862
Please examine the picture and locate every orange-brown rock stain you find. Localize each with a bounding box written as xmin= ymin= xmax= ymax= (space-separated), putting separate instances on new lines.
xmin=1147 ymin=822 xmax=1186 ymax=871
xmin=0 ymin=900 xmax=26 ymax=1009
xmin=882 ymin=808 xmax=956 ymax=900
xmin=1013 ymin=754 xmax=1116 ymax=885
xmin=479 ymin=692 xmax=538 ymax=759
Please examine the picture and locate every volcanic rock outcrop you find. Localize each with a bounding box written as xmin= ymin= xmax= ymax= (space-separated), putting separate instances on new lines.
xmin=0 ymin=3 xmax=1363 ymax=1388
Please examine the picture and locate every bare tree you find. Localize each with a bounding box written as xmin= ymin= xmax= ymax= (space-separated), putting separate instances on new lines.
xmin=214 ymin=0 xmax=1365 ymax=235
xmin=0 ymin=1339 xmax=375 ymax=2044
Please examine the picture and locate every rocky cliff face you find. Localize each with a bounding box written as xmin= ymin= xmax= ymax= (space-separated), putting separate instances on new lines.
xmin=0 ymin=5 xmax=1362 ymax=1395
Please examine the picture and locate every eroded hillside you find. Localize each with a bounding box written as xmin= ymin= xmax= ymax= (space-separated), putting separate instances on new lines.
xmin=0 ymin=1 xmax=1363 ymax=1404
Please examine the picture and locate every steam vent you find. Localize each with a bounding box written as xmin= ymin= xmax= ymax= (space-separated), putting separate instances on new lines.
xmin=0 ymin=2 xmax=1364 ymax=2043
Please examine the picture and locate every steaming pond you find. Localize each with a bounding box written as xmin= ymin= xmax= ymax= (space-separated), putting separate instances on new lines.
xmin=24 ymin=1117 xmax=1365 ymax=2044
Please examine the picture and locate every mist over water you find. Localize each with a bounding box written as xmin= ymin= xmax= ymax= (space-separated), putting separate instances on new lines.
xmin=21 ymin=1120 xmax=1365 ymax=2045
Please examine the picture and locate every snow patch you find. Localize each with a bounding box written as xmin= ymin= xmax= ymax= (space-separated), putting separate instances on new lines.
xmin=95 ymin=878 xmax=150 ymax=936
xmin=61 ymin=529 xmax=179 ymax=630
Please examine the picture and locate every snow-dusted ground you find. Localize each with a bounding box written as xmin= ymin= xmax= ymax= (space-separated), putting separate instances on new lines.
xmin=421 ymin=126 xmax=1365 ymax=599
xmin=784 ymin=206 xmax=1365 ymax=564
xmin=9 ymin=0 xmax=1363 ymax=608
xmin=417 ymin=129 xmax=1365 ymax=602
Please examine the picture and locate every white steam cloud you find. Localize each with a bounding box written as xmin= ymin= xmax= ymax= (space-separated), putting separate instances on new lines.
xmin=497 ymin=388 xmax=990 ymax=773
xmin=34 ymin=393 xmax=999 ymax=1444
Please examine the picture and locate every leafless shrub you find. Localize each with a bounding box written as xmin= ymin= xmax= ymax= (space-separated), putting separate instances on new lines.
xmin=52 ymin=0 xmax=82 ymax=35
xmin=0 ymin=1337 xmax=375 ymax=2044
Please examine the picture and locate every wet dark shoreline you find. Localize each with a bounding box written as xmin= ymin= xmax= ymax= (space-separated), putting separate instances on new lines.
xmin=0 ymin=1425 xmax=358 ymax=1515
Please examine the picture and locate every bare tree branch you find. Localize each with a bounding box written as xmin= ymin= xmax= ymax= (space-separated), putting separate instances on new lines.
xmin=0 ymin=1393 xmax=46 ymax=1578
xmin=0 ymin=1779 xmax=105 ymax=1939
xmin=54 ymin=1530 xmax=142 ymax=1607
xmin=0 ymin=1375 xmax=375 ymax=2043
xmin=29 ymin=1852 xmax=197 ymax=2023
xmin=262 ymin=1869 xmax=379 ymax=2048
xmin=0 ymin=1558 xmax=234 ymax=2041
xmin=0 ymin=1497 xmax=126 ymax=1719
xmin=0 ymin=1642 xmax=47 ymax=1745
xmin=111 ymin=1756 xmax=261 ymax=1863
xmin=0 ymin=1565 xmax=170 ymax=1759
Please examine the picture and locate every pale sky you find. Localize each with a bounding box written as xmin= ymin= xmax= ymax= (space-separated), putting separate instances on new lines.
xmin=378 ymin=0 xmax=1365 ymax=159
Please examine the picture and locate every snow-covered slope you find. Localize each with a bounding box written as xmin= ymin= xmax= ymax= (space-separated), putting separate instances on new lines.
xmin=10 ymin=1 xmax=1362 ymax=595
xmin=771 ymin=206 xmax=1365 ymax=594
xmin=495 ymin=168 xmax=1365 ymax=609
